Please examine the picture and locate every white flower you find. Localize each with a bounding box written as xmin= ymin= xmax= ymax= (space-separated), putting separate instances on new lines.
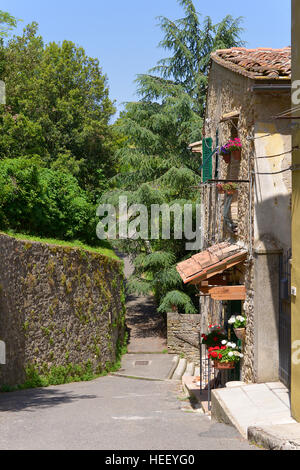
xmin=228 ymin=352 xmax=233 ymax=357
xmin=239 ymin=353 xmax=244 ymax=358
xmin=237 ymin=315 xmax=246 ymax=322
xmin=228 ymin=316 xmax=236 ymax=325
xmin=230 ymin=343 xmax=236 ymax=349
xmin=221 ymin=340 xmax=227 ymax=345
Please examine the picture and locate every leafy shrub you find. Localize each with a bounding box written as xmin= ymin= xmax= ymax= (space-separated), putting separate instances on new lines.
xmin=0 ymin=157 xmax=98 ymax=244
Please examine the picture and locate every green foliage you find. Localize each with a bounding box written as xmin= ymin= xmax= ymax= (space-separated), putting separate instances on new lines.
xmin=103 ymin=0 xmax=244 ymax=313
xmin=0 ymin=157 xmax=98 ymax=244
xmin=157 ymin=290 xmax=197 ymax=314
xmin=0 ymin=22 xmax=117 ymax=200
xmin=152 ymin=0 xmax=244 ymax=116
xmin=2 ymin=230 xmax=118 ymax=260
xmin=0 ymin=10 xmax=19 ymax=39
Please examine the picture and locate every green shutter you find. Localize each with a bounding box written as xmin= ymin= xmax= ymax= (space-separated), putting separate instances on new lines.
xmin=202 ymin=137 xmax=213 ymax=183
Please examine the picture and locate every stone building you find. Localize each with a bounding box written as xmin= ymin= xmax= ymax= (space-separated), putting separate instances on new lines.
xmin=291 ymin=0 xmax=300 ymax=422
xmin=177 ymin=47 xmax=292 ymax=386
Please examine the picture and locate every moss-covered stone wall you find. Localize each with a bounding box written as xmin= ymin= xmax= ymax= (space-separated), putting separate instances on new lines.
xmin=0 ymin=233 xmax=126 ymax=387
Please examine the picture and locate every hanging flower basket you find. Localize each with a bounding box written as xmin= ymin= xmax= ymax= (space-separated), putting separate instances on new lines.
xmin=228 ymin=315 xmax=247 ymax=341
xmin=201 ymin=325 xmax=227 ymax=348
xmin=223 ymin=154 xmax=231 ymax=164
xmin=223 ymin=183 xmax=238 ymax=195
xmin=208 ymin=341 xmax=243 ymax=370
xmin=216 ymin=184 xmax=225 ymax=194
xmin=225 ymin=138 xmax=242 ymax=161
xmin=231 ymin=149 xmax=242 ymax=161
xmin=213 ymin=361 xmax=235 ymax=370
xmin=216 ymin=183 xmax=238 ymax=195
xmin=220 ymin=146 xmax=231 ymax=164
xmin=234 ymin=328 xmax=246 ymax=341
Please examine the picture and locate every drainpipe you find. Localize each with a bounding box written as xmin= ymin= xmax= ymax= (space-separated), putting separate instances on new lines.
xmin=252 ymin=84 xmax=291 ymax=92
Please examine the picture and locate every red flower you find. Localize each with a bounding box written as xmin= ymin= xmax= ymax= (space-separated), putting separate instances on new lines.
xmin=211 ymin=351 xmax=218 ymax=358
xmin=221 ymin=346 xmax=226 ymax=350
xmin=218 ymin=353 xmax=223 ymax=359
xmin=213 ymin=337 xmax=218 ymax=342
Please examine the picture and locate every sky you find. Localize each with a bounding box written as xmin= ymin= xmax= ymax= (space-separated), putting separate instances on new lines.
xmin=1 ymin=0 xmax=291 ymax=119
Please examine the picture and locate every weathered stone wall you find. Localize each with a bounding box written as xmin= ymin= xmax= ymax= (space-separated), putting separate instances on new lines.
xmin=167 ymin=313 xmax=201 ymax=364
xmin=0 ymin=233 xmax=126 ymax=386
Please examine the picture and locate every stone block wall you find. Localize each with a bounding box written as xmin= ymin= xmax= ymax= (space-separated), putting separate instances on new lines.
xmin=0 ymin=233 xmax=126 ymax=386
xmin=167 ymin=313 xmax=201 ymax=364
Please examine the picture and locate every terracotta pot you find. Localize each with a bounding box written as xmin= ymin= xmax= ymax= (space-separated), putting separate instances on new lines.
xmin=222 ymin=154 xmax=231 ymax=164
xmin=217 ymin=186 xmax=225 ymax=194
xmin=231 ymin=150 xmax=241 ymax=161
xmin=213 ymin=361 xmax=235 ymax=370
xmin=234 ymin=328 xmax=246 ymax=341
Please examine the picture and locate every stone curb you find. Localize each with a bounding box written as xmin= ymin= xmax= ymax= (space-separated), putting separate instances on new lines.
xmin=248 ymin=426 xmax=300 ymax=451
xmin=167 ymin=355 xmax=179 ymax=379
xmin=183 ymin=362 xmax=195 ymax=377
xmin=111 ymin=373 xmax=164 ymax=381
xmin=172 ymin=358 xmax=187 ymax=381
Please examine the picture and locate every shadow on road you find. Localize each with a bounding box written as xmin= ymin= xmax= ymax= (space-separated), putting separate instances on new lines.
xmin=0 ymin=387 xmax=98 ymax=413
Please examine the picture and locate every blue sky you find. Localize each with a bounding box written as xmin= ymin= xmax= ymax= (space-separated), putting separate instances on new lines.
xmin=1 ymin=0 xmax=291 ymax=118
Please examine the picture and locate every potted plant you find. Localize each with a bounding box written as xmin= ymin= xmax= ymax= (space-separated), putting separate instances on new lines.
xmin=216 ymin=183 xmax=225 ymax=194
xmin=208 ymin=340 xmax=244 ymax=370
xmin=223 ymin=183 xmax=238 ymax=195
xmin=228 ymin=315 xmax=246 ymax=341
xmin=225 ymin=138 xmax=242 ymax=160
xmin=201 ymin=324 xmax=227 ymax=349
xmin=219 ymin=146 xmax=231 ymax=164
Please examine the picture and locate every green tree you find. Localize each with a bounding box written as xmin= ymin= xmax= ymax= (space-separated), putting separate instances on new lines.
xmin=103 ymin=0 xmax=244 ymax=313
xmin=0 ymin=10 xmax=19 ymax=38
xmin=0 ymin=157 xmax=97 ymax=244
xmin=0 ymin=23 xmax=116 ymax=200
xmin=151 ymin=0 xmax=244 ymax=116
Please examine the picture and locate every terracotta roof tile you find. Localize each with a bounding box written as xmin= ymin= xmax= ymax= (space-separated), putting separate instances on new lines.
xmin=211 ymin=47 xmax=291 ymax=80
xmin=176 ymin=242 xmax=247 ymax=284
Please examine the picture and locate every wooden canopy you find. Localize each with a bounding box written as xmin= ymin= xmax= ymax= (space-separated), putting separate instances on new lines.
xmin=176 ymin=242 xmax=247 ymax=301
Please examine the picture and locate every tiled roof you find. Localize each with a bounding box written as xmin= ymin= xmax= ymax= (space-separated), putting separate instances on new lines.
xmin=211 ymin=47 xmax=291 ymax=80
xmin=176 ymin=242 xmax=247 ymax=285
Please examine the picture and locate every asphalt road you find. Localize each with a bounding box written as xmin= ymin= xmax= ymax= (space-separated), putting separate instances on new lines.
xmin=0 ymin=374 xmax=254 ymax=450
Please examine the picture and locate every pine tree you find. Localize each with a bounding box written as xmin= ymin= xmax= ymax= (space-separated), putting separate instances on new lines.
xmin=102 ymin=0 xmax=244 ymax=313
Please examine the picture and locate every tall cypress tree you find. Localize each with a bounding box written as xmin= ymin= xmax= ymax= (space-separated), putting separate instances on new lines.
xmin=102 ymin=0 xmax=244 ymax=313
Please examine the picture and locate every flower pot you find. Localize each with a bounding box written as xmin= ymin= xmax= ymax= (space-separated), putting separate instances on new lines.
xmin=217 ymin=185 xmax=225 ymax=194
xmin=231 ymin=150 xmax=241 ymax=161
xmin=222 ymin=154 xmax=231 ymax=164
xmin=234 ymin=328 xmax=246 ymax=341
xmin=213 ymin=361 xmax=235 ymax=370
xmin=226 ymin=190 xmax=237 ymax=196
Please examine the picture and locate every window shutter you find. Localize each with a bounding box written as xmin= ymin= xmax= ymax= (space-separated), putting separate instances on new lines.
xmin=202 ymin=137 xmax=213 ymax=183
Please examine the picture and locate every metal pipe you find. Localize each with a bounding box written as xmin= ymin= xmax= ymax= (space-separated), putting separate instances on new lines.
xmin=252 ymin=84 xmax=291 ymax=92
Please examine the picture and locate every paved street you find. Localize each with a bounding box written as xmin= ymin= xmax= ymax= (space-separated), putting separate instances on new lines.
xmin=0 ymin=374 xmax=254 ymax=450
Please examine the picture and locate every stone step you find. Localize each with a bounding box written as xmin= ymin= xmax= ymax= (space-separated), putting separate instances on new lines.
xmin=167 ymin=355 xmax=179 ymax=379
xmin=172 ymin=358 xmax=187 ymax=380
xmin=183 ymin=362 xmax=195 ymax=377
